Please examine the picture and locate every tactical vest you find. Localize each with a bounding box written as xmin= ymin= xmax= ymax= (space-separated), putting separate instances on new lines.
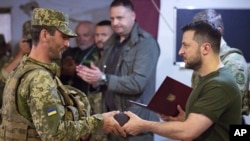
xmin=0 ymin=62 xmax=90 ymax=140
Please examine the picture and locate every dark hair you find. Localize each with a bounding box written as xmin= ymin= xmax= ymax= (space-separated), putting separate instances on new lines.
xmin=0 ymin=34 xmax=6 ymax=47
xmin=110 ymin=0 xmax=134 ymax=11
xmin=31 ymin=26 xmax=57 ymax=45
xmin=182 ymin=21 xmax=221 ymax=54
xmin=0 ymin=34 xmax=8 ymax=56
xmin=192 ymin=9 xmax=224 ymax=34
xmin=96 ymin=20 xmax=111 ymax=26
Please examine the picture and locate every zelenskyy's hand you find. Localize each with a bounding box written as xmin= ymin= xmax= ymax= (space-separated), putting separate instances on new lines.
xmin=157 ymin=105 xmax=186 ymax=122
xmin=122 ymin=111 xmax=145 ymax=136
xmin=102 ymin=111 xmax=126 ymax=137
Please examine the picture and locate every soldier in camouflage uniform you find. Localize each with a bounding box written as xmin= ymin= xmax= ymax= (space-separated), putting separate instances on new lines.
xmin=0 ymin=20 xmax=32 ymax=82
xmin=191 ymin=9 xmax=250 ymax=121
xmin=0 ymin=8 xmax=126 ymax=141
xmin=0 ymin=34 xmax=9 ymax=101
xmin=0 ymin=20 xmax=32 ymax=123
xmin=0 ymin=35 xmax=11 ymax=119
xmin=0 ymin=34 xmax=11 ymax=71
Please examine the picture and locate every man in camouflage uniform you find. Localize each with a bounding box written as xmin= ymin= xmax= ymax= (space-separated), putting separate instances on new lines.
xmin=0 ymin=20 xmax=32 ymax=84
xmin=0 ymin=34 xmax=11 ymax=71
xmin=191 ymin=9 xmax=250 ymax=122
xmin=0 ymin=20 xmax=32 ymax=123
xmin=0 ymin=34 xmax=11 ymax=89
xmin=0 ymin=34 xmax=10 ymax=109
xmin=0 ymin=8 xmax=125 ymax=141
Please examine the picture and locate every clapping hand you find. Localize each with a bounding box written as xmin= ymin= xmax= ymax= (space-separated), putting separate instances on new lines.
xmin=76 ymin=63 xmax=102 ymax=87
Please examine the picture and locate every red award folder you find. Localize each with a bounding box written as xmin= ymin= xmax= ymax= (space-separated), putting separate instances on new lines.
xmin=128 ymin=76 xmax=192 ymax=116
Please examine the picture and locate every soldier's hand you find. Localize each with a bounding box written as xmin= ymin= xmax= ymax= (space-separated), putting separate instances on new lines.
xmin=101 ymin=111 xmax=126 ymax=137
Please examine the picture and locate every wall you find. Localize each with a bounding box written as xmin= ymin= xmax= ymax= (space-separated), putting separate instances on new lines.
xmin=0 ymin=0 xmax=250 ymax=141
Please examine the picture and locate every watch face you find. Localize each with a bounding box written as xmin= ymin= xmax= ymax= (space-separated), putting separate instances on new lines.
xmin=100 ymin=74 xmax=107 ymax=85
xmin=101 ymin=74 xmax=106 ymax=80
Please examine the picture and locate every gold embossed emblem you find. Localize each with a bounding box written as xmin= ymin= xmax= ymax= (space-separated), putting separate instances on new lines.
xmin=167 ymin=93 xmax=176 ymax=102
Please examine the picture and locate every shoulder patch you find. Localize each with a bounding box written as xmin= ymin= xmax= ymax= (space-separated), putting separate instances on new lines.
xmin=234 ymin=72 xmax=245 ymax=85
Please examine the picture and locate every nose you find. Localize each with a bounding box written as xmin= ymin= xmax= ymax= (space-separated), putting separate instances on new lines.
xmin=178 ymin=46 xmax=183 ymax=56
xmin=112 ymin=19 xmax=118 ymax=26
xmin=64 ymin=40 xmax=70 ymax=47
xmin=99 ymin=36 xmax=104 ymax=42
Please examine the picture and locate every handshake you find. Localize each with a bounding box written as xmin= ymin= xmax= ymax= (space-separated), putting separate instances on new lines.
xmin=101 ymin=111 xmax=135 ymax=137
xmin=114 ymin=112 xmax=130 ymax=126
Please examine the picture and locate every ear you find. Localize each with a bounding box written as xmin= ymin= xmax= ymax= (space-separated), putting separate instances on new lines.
xmin=39 ymin=29 xmax=50 ymax=43
xmin=201 ymin=42 xmax=211 ymax=55
xmin=131 ymin=11 xmax=136 ymax=21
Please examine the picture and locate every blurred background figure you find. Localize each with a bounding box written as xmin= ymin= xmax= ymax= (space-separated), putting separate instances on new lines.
xmin=0 ymin=34 xmax=11 ymax=111
xmin=88 ymin=19 xmax=113 ymax=115
xmin=60 ymin=20 xmax=99 ymax=94
xmin=94 ymin=20 xmax=114 ymax=56
xmin=0 ymin=20 xmax=32 ymax=123
xmin=0 ymin=34 xmax=11 ymax=70
xmin=1 ymin=20 xmax=32 ymax=79
xmin=88 ymin=20 xmax=113 ymax=141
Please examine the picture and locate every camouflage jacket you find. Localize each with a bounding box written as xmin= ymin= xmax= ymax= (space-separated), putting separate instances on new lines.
xmin=0 ymin=55 xmax=12 ymax=109
xmin=192 ymin=38 xmax=250 ymax=115
xmin=0 ymin=56 xmax=103 ymax=141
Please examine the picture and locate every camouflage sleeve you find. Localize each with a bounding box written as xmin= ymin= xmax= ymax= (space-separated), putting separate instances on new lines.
xmin=0 ymin=69 xmax=6 ymax=106
xmin=0 ymin=65 xmax=10 ymax=83
xmin=222 ymin=53 xmax=249 ymax=96
xmin=18 ymin=69 xmax=104 ymax=141
xmin=0 ymin=69 xmax=6 ymax=84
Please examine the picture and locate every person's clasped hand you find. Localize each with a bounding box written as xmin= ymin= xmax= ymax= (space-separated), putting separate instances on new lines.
xmin=101 ymin=111 xmax=127 ymax=137
xmin=122 ymin=111 xmax=146 ymax=136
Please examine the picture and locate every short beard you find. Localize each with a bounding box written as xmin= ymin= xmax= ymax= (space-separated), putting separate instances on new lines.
xmin=185 ymin=54 xmax=202 ymax=71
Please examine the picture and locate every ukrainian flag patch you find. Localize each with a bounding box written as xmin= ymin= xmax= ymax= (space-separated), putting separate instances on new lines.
xmin=47 ymin=107 xmax=57 ymax=116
